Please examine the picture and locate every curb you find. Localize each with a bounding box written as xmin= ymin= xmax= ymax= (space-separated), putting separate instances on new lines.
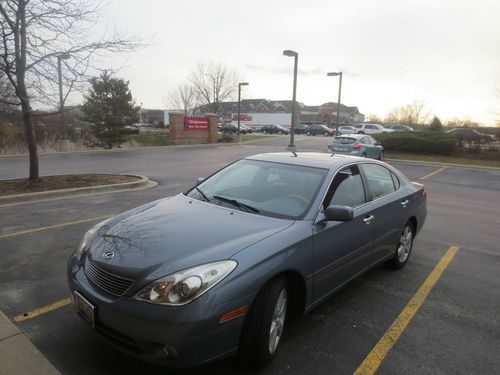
xmin=385 ymin=158 xmax=500 ymax=171
xmin=0 ymin=310 xmax=61 ymax=374
xmin=0 ymin=137 xmax=278 ymax=158
xmin=0 ymin=174 xmax=156 ymax=206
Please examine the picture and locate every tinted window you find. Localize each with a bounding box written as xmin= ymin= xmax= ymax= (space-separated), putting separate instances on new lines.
xmin=361 ymin=164 xmax=396 ymax=199
xmin=324 ymin=165 xmax=366 ymax=208
xmin=187 ymin=160 xmax=327 ymax=219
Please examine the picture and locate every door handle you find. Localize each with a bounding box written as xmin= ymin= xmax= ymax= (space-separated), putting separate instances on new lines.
xmin=363 ymin=215 xmax=375 ymax=224
xmin=401 ymin=199 xmax=409 ymax=207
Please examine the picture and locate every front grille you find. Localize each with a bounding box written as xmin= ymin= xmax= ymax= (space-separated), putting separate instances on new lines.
xmin=84 ymin=258 xmax=134 ymax=296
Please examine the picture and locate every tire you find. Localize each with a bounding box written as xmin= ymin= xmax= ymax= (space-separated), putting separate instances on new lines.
xmin=306 ymin=131 xmax=311 ymax=136
xmin=239 ymin=277 xmax=289 ymax=368
xmin=386 ymin=222 xmax=414 ymax=269
xmin=324 ymin=132 xmax=329 ymax=136
xmin=357 ymin=131 xmax=365 ymax=134
xmin=279 ymin=131 xmax=283 ymax=135
xmin=361 ymin=152 xmax=367 ymax=158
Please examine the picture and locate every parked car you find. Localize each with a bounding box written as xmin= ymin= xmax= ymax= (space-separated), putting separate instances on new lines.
xmin=338 ymin=125 xmax=356 ymax=135
xmin=328 ymin=134 xmax=384 ymax=160
xmin=219 ymin=123 xmax=252 ymax=134
xmin=384 ymin=124 xmax=414 ymax=132
xmin=260 ymin=124 xmax=290 ymax=135
xmin=445 ymin=128 xmax=495 ymax=143
xmin=353 ymin=123 xmax=393 ymax=134
xmin=68 ymin=152 xmax=426 ymax=368
xmin=306 ymin=124 xmax=335 ymax=136
xmin=294 ymin=124 xmax=310 ymax=134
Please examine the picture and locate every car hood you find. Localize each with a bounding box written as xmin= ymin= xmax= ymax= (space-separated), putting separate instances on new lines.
xmin=86 ymin=194 xmax=293 ymax=281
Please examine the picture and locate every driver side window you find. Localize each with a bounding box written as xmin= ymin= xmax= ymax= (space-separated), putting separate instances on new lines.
xmin=323 ymin=165 xmax=366 ymax=209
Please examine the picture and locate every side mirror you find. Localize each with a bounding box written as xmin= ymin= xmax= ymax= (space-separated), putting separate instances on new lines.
xmin=196 ymin=177 xmax=205 ymax=185
xmin=324 ymin=205 xmax=354 ymax=222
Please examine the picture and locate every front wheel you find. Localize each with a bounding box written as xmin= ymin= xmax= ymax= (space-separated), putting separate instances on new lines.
xmin=239 ymin=277 xmax=288 ymax=367
xmin=386 ymin=222 xmax=414 ymax=269
xmin=279 ymin=131 xmax=283 ymax=135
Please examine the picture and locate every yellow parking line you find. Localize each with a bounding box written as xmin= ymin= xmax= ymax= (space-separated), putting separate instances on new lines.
xmin=0 ymin=215 xmax=113 ymax=240
xmin=353 ymin=246 xmax=459 ymax=375
xmin=13 ymin=298 xmax=71 ymax=323
xmin=420 ymin=166 xmax=446 ymax=180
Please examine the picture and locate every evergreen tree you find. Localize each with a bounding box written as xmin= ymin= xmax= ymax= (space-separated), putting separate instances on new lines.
xmin=429 ymin=116 xmax=443 ymax=132
xmin=83 ymin=72 xmax=140 ymax=148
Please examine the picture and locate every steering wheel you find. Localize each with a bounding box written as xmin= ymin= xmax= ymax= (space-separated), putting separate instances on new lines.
xmin=287 ymin=194 xmax=309 ymax=206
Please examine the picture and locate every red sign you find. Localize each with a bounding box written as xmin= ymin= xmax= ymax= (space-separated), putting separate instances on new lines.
xmin=184 ymin=117 xmax=209 ymax=131
xmin=232 ymin=115 xmax=253 ymax=122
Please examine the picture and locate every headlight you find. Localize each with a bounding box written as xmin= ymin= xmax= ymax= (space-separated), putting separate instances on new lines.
xmin=133 ymin=260 xmax=237 ymax=306
xmin=76 ymin=217 xmax=112 ymax=262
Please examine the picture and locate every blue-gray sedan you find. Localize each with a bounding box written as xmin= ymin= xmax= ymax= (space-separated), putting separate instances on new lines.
xmin=67 ymin=152 xmax=426 ymax=368
xmin=328 ymin=134 xmax=384 ymax=159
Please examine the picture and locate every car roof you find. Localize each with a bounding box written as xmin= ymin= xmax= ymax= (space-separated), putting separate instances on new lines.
xmin=245 ymin=152 xmax=365 ymax=169
xmin=335 ymin=134 xmax=366 ymax=140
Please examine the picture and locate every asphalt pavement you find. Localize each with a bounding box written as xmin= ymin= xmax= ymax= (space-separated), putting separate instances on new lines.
xmin=0 ymin=135 xmax=499 ymax=374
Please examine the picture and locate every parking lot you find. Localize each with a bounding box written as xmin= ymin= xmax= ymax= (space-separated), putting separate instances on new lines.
xmin=1 ymin=135 xmax=499 ymax=374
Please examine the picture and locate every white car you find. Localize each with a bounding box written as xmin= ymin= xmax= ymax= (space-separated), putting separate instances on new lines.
xmin=353 ymin=123 xmax=393 ymax=134
xmin=338 ymin=126 xmax=356 ymax=134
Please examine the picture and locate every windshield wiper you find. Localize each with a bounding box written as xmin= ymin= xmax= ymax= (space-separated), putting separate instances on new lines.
xmin=212 ymin=195 xmax=260 ymax=213
xmin=195 ymin=187 xmax=209 ymax=202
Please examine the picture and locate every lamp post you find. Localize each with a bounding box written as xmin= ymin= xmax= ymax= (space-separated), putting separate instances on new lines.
xmin=237 ymin=82 xmax=249 ymax=137
xmin=283 ymin=49 xmax=298 ymax=149
xmin=327 ymin=71 xmax=342 ymax=136
xmin=57 ymin=53 xmax=71 ymax=137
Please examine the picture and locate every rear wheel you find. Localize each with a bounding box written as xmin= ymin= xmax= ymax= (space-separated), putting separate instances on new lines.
xmin=387 ymin=222 xmax=414 ymax=269
xmin=324 ymin=132 xmax=329 ymax=136
xmin=239 ymin=277 xmax=288 ymax=367
xmin=306 ymin=131 xmax=311 ymax=136
xmin=279 ymin=131 xmax=283 ymax=135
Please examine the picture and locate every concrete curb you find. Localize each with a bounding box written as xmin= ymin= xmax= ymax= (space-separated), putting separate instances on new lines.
xmin=0 ymin=310 xmax=61 ymax=375
xmin=0 ymin=174 xmax=155 ymax=206
xmin=385 ymin=158 xmax=500 ymax=171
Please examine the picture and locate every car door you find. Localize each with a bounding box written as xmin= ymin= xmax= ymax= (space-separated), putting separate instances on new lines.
xmin=312 ymin=164 xmax=376 ymax=303
xmin=359 ymin=163 xmax=408 ymax=261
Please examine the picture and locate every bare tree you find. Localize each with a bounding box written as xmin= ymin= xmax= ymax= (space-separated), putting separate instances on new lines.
xmin=385 ymin=100 xmax=430 ymax=125
xmin=190 ymin=62 xmax=238 ymax=115
xmin=164 ymin=83 xmax=196 ymax=116
xmin=366 ymin=113 xmax=382 ymax=123
xmin=0 ymin=0 xmax=140 ymax=182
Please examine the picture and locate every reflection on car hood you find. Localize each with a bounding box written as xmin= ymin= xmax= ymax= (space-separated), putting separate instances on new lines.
xmin=87 ymin=194 xmax=293 ymax=280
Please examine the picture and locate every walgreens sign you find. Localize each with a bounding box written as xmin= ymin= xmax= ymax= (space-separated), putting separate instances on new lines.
xmin=183 ymin=117 xmax=209 ymax=131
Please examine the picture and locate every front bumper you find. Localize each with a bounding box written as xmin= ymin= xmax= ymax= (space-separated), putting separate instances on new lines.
xmin=67 ymin=254 xmax=252 ymax=368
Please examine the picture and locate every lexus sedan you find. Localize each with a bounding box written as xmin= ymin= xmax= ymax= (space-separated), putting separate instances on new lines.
xmin=328 ymin=134 xmax=384 ymax=160
xmin=68 ymin=153 xmax=426 ymax=368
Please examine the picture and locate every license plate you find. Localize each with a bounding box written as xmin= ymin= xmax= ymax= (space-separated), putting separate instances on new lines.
xmin=73 ymin=291 xmax=95 ymax=328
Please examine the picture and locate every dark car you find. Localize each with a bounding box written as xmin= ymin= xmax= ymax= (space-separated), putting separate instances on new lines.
xmin=446 ymin=128 xmax=494 ymax=143
xmin=220 ymin=123 xmax=252 ymax=134
xmin=306 ymin=124 xmax=335 ymax=136
xmin=68 ymin=153 xmax=426 ymax=368
xmin=294 ymin=124 xmax=310 ymax=134
xmin=260 ymin=124 xmax=290 ymax=135
xmin=384 ymin=124 xmax=414 ymax=132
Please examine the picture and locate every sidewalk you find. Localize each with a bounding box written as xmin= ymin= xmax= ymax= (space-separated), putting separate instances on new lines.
xmin=0 ymin=310 xmax=61 ymax=375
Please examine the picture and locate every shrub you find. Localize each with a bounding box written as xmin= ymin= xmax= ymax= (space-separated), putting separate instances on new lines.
xmin=373 ymin=131 xmax=456 ymax=155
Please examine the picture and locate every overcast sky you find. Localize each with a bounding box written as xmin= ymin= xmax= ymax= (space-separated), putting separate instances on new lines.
xmin=87 ymin=0 xmax=500 ymax=124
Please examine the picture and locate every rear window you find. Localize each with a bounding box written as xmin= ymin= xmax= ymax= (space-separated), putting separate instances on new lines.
xmin=333 ymin=137 xmax=357 ymax=144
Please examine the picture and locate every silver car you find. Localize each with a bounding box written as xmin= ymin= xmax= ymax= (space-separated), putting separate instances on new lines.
xmin=68 ymin=153 xmax=426 ymax=368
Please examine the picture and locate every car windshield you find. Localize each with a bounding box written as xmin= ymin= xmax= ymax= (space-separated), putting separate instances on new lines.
xmin=333 ymin=137 xmax=357 ymax=144
xmin=185 ymin=159 xmax=327 ymax=219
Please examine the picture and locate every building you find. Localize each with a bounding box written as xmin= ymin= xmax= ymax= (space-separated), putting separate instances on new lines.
xmin=193 ymin=99 xmax=364 ymax=129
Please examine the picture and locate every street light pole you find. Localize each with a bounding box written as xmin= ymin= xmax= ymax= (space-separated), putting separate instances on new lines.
xmin=283 ymin=50 xmax=298 ymax=150
xmin=327 ymin=71 xmax=342 ymax=136
xmin=237 ymin=82 xmax=249 ymax=137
